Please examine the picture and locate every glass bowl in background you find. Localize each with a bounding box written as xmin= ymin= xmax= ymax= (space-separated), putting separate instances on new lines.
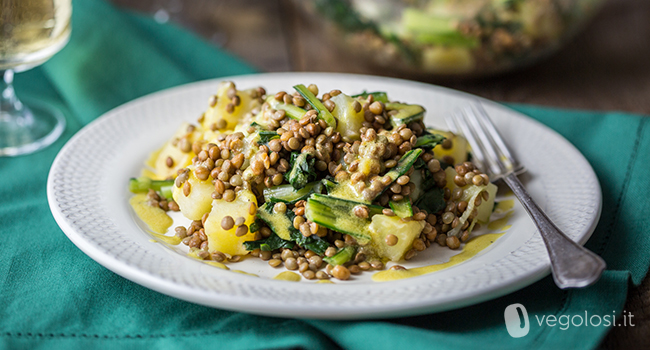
xmin=299 ymin=0 xmax=605 ymax=79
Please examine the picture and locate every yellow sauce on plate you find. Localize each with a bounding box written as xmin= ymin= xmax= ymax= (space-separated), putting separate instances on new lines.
xmin=204 ymin=261 xmax=228 ymax=270
xmin=233 ymin=270 xmax=259 ymax=277
xmin=372 ymin=232 xmax=505 ymax=282
xmin=129 ymin=194 xmax=173 ymax=233
xmin=494 ymin=199 xmax=515 ymax=213
xmin=488 ymin=210 xmax=514 ymax=231
xmin=273 ymin=271 xmax=301 ymax=281
xmin=148 ymin=231 xmax=181 ymax=245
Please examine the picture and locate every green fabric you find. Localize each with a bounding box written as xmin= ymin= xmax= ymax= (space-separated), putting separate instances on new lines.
xmin=1 ymin=0 xmax=648 ymax=349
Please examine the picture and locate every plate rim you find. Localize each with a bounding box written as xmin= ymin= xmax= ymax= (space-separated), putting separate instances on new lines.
xmin=47 ymin=72 xmax=602 ymax=319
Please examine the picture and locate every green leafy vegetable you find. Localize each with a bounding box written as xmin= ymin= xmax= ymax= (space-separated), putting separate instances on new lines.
xmin=249 ymin=219 xmax=263 ymax=233
xmin=258 ymin=130 xmax=279 ymax=145
xmin=285 ymin=152 xmax=317 ymax=190
xmin=244 ymin=233 xmax=295 ymax=252
xmin=413 ymin=167 xmax=447 ymax=214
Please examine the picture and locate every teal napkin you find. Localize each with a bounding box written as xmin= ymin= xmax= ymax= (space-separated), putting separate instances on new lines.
xmin=1 ymin=0 xmax=648 ymax=349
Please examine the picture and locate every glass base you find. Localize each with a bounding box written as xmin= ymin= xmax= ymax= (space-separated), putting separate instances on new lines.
xmin=0 ymin=100 xmax=66 ymax=157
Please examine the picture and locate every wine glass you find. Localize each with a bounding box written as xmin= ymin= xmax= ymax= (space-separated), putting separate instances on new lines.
xmin=0 ymin=0 xmax=71 ymax=156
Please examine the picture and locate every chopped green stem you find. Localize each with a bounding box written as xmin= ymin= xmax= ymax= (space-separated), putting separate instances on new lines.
xmin=351 ymin=91 xmax=389 ymax=103
xmin=375 ymin=149 xmax=423 ymax=199
xmin=305 ymin=195 xmax=374 ymax=244
xmin=159 ymin=185 xmax=174 ymax=199
xmin=265 ymin=96 xmax=306 ymax=120
xmin=389 ymin=199 xmax=413 ymax=218
xmin=386 ymin=103 xmax=425 ymax=128
xmin=310 ymin=194 xmax=384 ymax=217
xmin=324 ymin=246 xmax=356 ymax=266
xmin=129 ymin=177 xmax=174 ymax=194
xmin=263 ymin=181 xmax=320 ymax=204
xmin=414 ymin=133 xmax=446 ymax=149
xmin=293 ymin=84 xmax=337 ymax=128
xmin=321 ymin=178 xmax=338 ymax=193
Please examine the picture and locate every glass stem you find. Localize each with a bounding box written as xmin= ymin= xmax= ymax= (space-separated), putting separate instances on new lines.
xmin=1 ymin=70 xmax=27 ymax=120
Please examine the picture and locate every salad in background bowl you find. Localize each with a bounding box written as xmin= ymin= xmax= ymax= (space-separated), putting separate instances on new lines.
xmin=300 ymin=0 xmax=604 ymax=78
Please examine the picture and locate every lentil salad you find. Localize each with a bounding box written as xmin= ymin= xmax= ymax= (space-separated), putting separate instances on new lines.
xmin=128 ymin=81 xmax=498 ymax=281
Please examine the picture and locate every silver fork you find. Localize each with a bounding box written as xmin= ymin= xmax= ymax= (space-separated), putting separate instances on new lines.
xmin=446 ymin=102 xmax=606 ymax=289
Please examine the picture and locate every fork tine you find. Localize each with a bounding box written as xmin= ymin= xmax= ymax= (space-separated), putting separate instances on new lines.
xmin=446 ymin=110 xmax=491 ymax=175
xmin=444 ymin=112 xmax=459 ymax=134
xmin=462 ymin=105 xmax=508 ymax=176
xmin=472 ymin=102 xmax=518 ymax=171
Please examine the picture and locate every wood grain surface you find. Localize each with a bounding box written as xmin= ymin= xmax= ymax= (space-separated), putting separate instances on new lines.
xmin=113 ymin=0 xmax=650 ymax=347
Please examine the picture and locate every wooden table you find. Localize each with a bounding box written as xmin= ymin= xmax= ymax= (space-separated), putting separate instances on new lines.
xmin=113 ymin=0 xmax=650 ymax=347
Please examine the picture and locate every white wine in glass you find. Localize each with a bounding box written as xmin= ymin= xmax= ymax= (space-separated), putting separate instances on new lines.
xmin=0 ymin=0 xmax=71 ymax=156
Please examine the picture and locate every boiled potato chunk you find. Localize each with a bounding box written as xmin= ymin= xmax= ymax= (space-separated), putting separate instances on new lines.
xmin=369 ymin=215 xmax=425 ymax=262
xmin=202 ymin=82 xmax=259 ymax=131
xmin=204 ymin=189 xmax=258 ymax=256
xmin=430 ymin=130 xmax=468 ymax=165
xmin=172 ymin=170 xmax=214 ymax=221
xmin=146 ymin=122 xmax=197 ymax=180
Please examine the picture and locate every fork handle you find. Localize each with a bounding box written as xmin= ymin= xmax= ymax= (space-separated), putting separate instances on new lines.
xmin=503 ymin=173 xmax=606 ymax=289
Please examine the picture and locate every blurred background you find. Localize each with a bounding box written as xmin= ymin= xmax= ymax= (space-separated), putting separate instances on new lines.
xmin=110 ymin=0 xmax=650 ymax=115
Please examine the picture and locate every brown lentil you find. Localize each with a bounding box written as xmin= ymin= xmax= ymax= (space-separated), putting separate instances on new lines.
xmin=302 ymin=270 xmax=316 ymax=280
xmin=396 ymin=175 xmax=410 ymax=186
xmin=307 ymin=84 xmax=319 ymax=96
xmin=413 ymin=238 xmax=426 ymax=251
xmin=223 ymin=189 xmax=236 ymax=202
xmin=325 ymin=247 xmax=337 ymax=257
xmin=235 ymin=225 xmax=248 ymax=237
xmin=369 ymin=101 xmax=383 ymax=114
xmin=370 ymin=260 xmax=384 ymax=270
xmin=259 ymin=250 xmax=272 ymax=261
xmin=358 ymin=262 xmax=371 ymax=270
xmin=182 ymin=181 xmax=191 ymax=196
xmin=413 ymin=212 xmax=427 ymax=221
xmin=436 ymin=233 xmax=448 ymax=246
xmin=446 ymin=235 xmax=461 ymax=249
xmin=404 ymin=249 xmax=417 ymax=260
xmin=331 ymin=265 xmax=351 ymax=280
xmin=168 ymin=201 xmax=180 ymax=211
xmin=285 ymin=258 xmax=298 ymax=270
xmin=273 ymin=202 xmax=287 ymax=214
xmin=353 ymin=205 xmax=369 ymax=219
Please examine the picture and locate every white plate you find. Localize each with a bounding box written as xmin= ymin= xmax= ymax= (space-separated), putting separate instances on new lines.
xmin=47 ymin=73 xmax=601 ymax=319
